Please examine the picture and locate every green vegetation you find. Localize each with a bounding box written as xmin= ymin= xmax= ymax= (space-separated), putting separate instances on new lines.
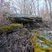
xmin=0 ymin=23 xmax=23 ymax=33
xmin=30 ymin=31 xmax=52 ymax=52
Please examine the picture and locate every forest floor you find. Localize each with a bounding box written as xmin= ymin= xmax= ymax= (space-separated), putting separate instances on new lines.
xmin=0 ymin=17 xmax=52 ymax=52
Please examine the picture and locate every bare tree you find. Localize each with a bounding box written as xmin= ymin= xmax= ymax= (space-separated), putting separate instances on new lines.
xmin=47 ymin=0 xmax=52 ymax=18
xmin=0 ymin=0 xmax=52 ymax=19
xmin=37 ymin=0 xmax=40 ymax=16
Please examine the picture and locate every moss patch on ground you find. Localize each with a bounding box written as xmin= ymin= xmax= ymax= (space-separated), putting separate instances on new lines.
xmin=0 ymin=23 xmax=23 ymax=33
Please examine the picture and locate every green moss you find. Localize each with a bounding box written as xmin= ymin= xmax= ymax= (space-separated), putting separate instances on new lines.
xmin=0 ymin=23 xmax=23 ymax=33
